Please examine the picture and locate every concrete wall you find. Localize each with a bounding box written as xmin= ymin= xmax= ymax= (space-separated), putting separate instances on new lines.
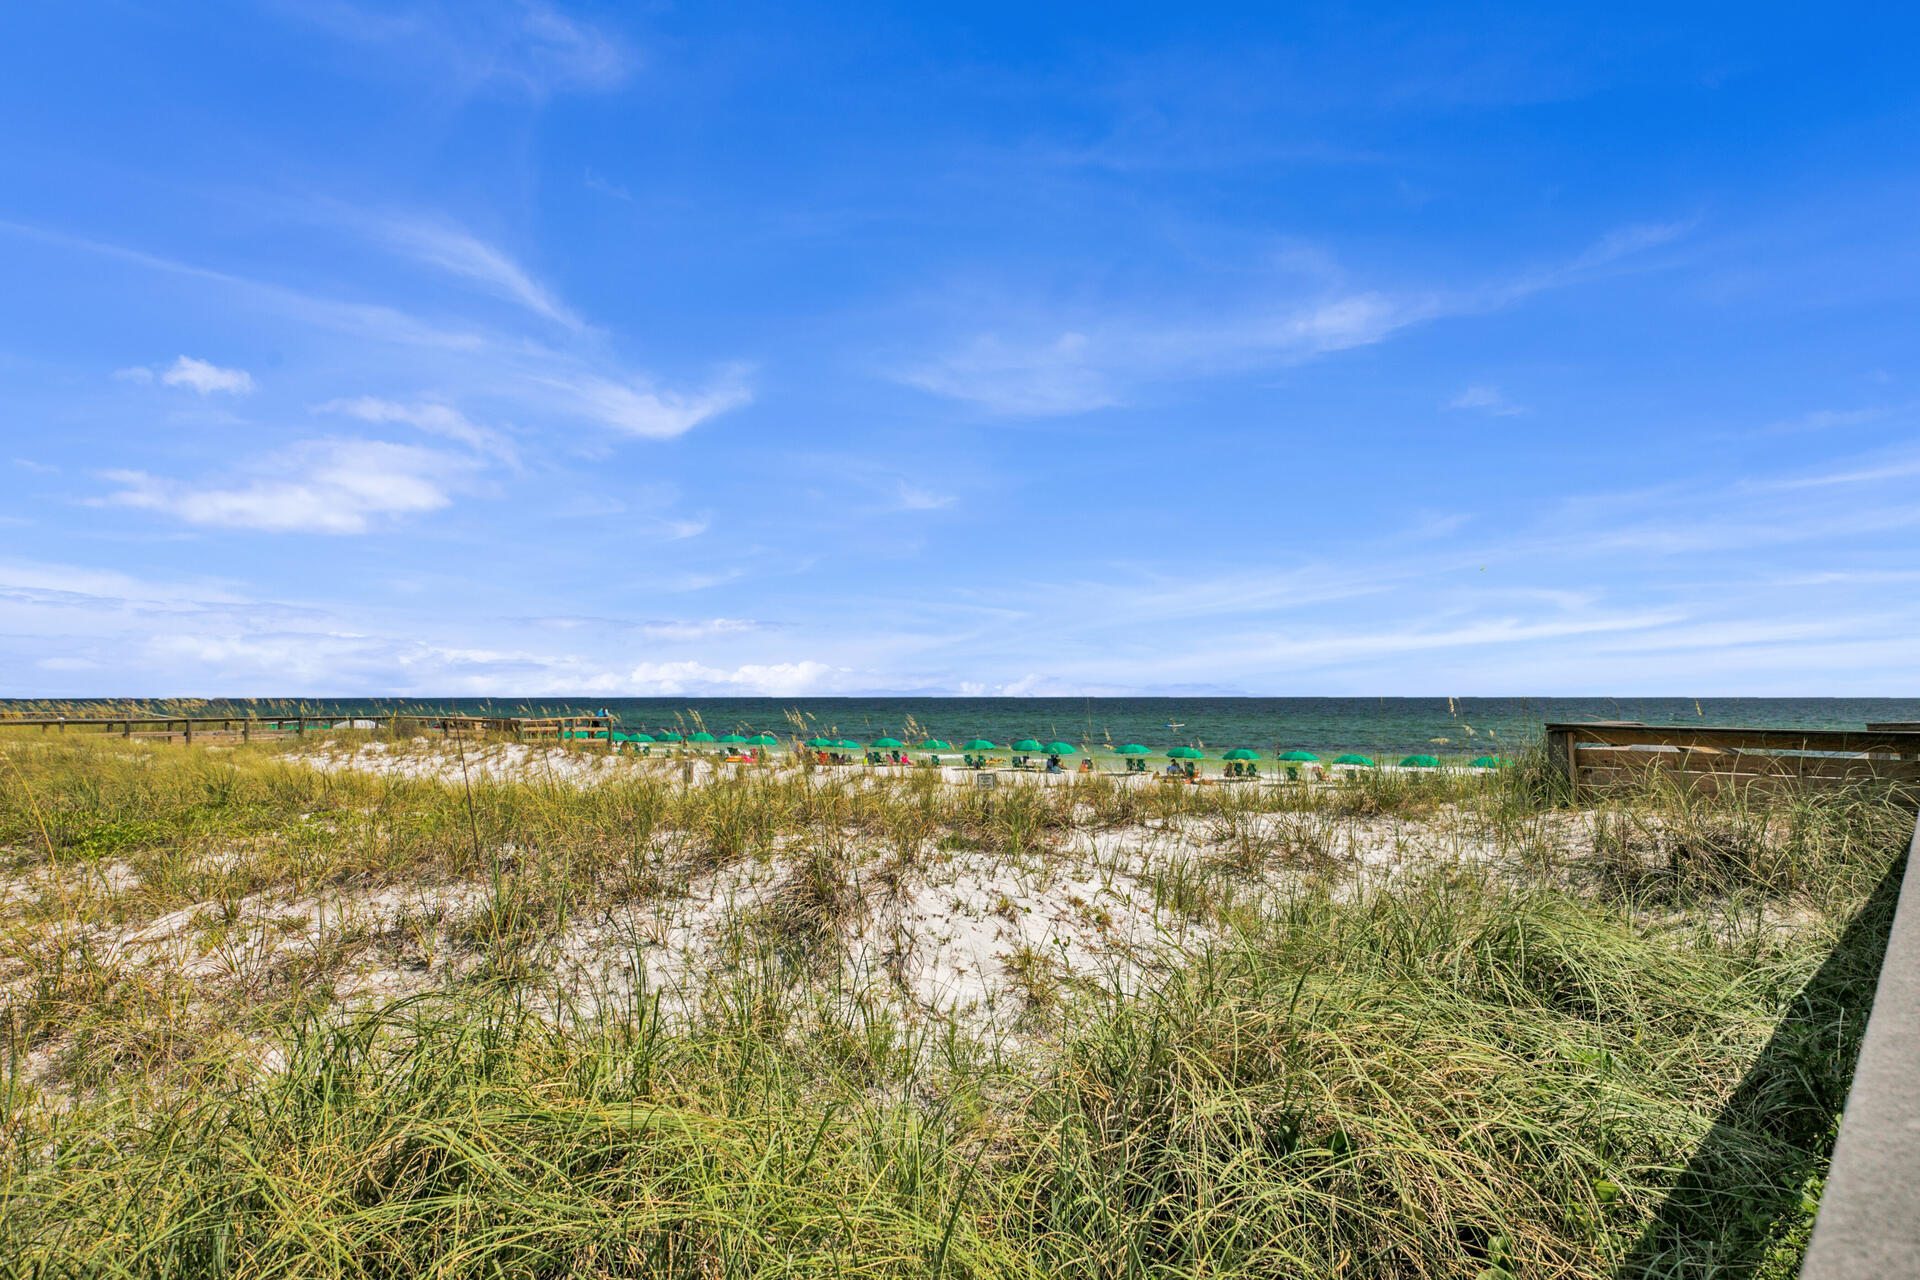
xmin=1800 ymin=808 xmax=1920 ymax=1279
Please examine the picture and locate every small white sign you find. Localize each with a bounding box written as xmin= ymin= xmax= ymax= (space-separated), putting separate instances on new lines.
xmin=974 ymin=772 xmax=997 ymax=789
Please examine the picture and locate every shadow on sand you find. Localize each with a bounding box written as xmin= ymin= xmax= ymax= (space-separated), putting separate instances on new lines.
xmin=1617 ymin=852 xmax=1907 ymax=1279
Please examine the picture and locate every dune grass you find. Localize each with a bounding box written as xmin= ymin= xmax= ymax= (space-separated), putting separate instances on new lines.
xmin=0 ymin=729 xmax=1911 ymax=1278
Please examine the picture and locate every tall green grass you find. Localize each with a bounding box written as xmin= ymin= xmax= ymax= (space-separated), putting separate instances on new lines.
xmin=0 ymin=731 xmax=1910 ymax=1277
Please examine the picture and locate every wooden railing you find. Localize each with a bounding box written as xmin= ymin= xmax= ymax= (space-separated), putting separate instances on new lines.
xmin=438 ymin=715 xmax=612 ymax=741
xmin=0 ymin=715 xmax=315 ymax=742
xmin=0 ymin=713 xmax=617 ymax=744
xmin=1545 ymin=721 xmax=1920 ymax=795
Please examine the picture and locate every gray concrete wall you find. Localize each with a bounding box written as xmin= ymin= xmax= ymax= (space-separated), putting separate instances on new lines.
xmin=1801 ymin=808 xmax=1920 ymax=1279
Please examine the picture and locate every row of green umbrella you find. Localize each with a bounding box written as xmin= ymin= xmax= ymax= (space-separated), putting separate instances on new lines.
xmin=605 ymin=730 xmax=1509 ymax=769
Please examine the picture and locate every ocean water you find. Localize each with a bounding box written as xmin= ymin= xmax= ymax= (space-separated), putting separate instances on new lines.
xmin=18 ymin=697 xmax=1918 ymax=759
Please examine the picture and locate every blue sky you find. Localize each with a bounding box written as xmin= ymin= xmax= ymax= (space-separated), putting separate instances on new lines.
xmin=3 ymin=1 xmax=1918 ymax=697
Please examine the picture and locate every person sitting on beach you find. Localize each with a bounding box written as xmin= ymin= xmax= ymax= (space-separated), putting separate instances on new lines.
xmin=1046 ymin=754 xmax=1062 ymax=773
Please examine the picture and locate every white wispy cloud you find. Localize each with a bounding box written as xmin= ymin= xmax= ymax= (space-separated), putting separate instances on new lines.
xmin=1761 ymin=406 xmax=1888 ymax=434
xmin=895 ymin=481 xmax=955 ymax=510
xmin=113 ymin=355 xmax=255 ymax=394
xmin=356 ymin=214 xmax=583 ymax=329
xmin=897 ymin=223 xmax=1685 ymax=416
xmin=662 ymin=516 xmax=711 ymax=539
xmin=636 ymin=618 xmax=761 ymax=641
xmin=318 ymin=396 xmax=518 ymax=464
xmin=280 ymin=1 xmax=632 ymax=99
xmin=5 ymin=221 xmax=748 ymax=447
xmin=0 ymin=558 xmax=249 ymax=609
xmin=553 ymin=370 xmax=753 ymax=438
xmin=1447 ymin=384 xmax=1527 ymax=415
xmin=897 ymin=292 xmax=1434 ymax=416
xmin=102 ymin=438 xmax=474 ymax=534
xmin=625 ymin=660 xmax=840 ymax=696
xmin=898 ymin=331 xmax=1125 ymax=416
xmin=1752 ymin=446 xmax=1920 ymax=492
xmin=164 ymin=356 xmax=255 ymax=395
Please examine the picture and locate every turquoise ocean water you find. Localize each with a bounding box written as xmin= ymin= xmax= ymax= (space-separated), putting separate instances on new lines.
xmin=14 ymin=697 xmax=1917 ymax=759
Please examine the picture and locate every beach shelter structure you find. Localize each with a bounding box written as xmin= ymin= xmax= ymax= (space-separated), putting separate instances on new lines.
xmin=1333 ymin=753 xmax=1375 ymax=766
xmin=1399 ymin=754 xmax=1441 ymax=768
xmin=655 ymin=730 xmax=684 ymax=742
xmin=1471 ymin=755 xmax=1512 ymax=768
xmin=1222 ymin=748 xmax=1260 ymax=761
xmin=1116 ymin=743 xmax=1150 ymax=755
xmin=920 ymin=739 xmax=952 ymax=750
xmin=1167 ymin=746 xmax=1205 ymax=760
xmin=833 ymin=738 xmax=861 ymax=750
xmin=625 ymin=732 xmax=655 ymax=743
xmin=804 ymin=736 xmax=834 ymax=748
xmin=870 ymin=737 xmax=904 ymax=749
xmin=1043 ymin=741 xmax=1076 ymax=755
xmin=749 ymin=733 xmax=779 ymax=746
xmin=1278 ymin=750 xmax=1320 ymax=762
xmin=1012 ymin=739 xmax=1043 ymax=752
xmin=963 ymin=739 xmax=998 ymax=751
xmin=689 ymin=732 xmax=716 ymax=743
xmin=718 ymin=733 xmax=746 ymax=744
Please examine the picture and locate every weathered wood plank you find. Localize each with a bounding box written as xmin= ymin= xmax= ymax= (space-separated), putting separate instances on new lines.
xmin=1578 ymin=765 xmax=1920 ymax=794
xmin=1573 ymin=745 xmax=1920 ymax=781
xmin=1549 ymin=722 xmax=1920 ymax=755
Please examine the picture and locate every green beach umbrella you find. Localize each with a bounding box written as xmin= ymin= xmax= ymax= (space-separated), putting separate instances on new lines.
xmin=628 ymin=731 xmax=655 ymax=742
xmin=804 ymin=736 xmax=833 ymax=748
xmin=718 ymin=733 xmax=746 ymax=743
xmin=962 ymin=739 xmax=998 ymax=751
xmin=1167 ymin=746 xmax=1205 ymax=760
xmin=1012 ymin=739 xmax=1043 ymax=752
xmin=920 ymin=739 xmax=952 ymax=750
xmin=1042 ymin=741 xmax=1077 ymax=755
xmin=1278 ymin=750 xmax=1321 ymax=762
xmin=655 ymin=730 xmax=683 ymax=742
xmin=1399 ymin=754 xmax=1441 ymax=768
xmin=833 ymin=738 xmax=861 ymax=750
xmin=749 ymin=733 xmax=779 ymax=746
xmin=1222 ymin=748 xmax=1260 ymax=761
xmin=1471 ymin=755 xmax=1512 ymax=768
xmin=1116 ymin=743 xmax=1150 ymax=755
xmin=1333 ymin=753 xmax=1375 ymax=766
xmin=690 ymin=731 xmax=716 ymax=743
xmin=871 ymin=737 xmax=905 ymax=749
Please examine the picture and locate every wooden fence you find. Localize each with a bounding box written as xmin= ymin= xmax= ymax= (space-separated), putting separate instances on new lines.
xmin=0 ymin=713 xmax=613 ymax=745
xmin=1546 ymin=721 xmax=1920 ymax=795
